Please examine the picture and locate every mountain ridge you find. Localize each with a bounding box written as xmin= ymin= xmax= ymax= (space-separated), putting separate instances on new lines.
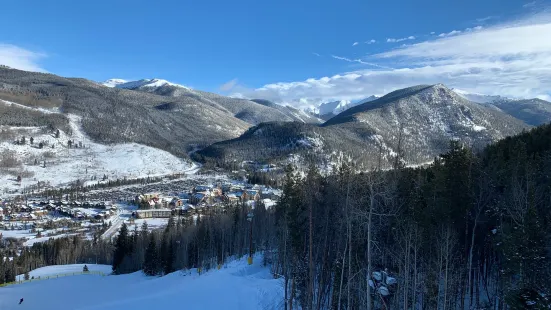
xmin=198 ymin=84 xmax=530 ymax=168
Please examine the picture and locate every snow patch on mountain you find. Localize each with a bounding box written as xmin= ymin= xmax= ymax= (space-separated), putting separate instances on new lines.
xmin=102 ymin=78 xmax=189 ymax=90
xmin=0 ymin=100 xmax=196 ymax=195
xmin=102 ymin=79 xmax=128 ymax=88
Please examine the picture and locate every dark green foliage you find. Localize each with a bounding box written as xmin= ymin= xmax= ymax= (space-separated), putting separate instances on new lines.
xmin=143 ymin=234 xmax=160 ymax=276
xmin=112 ymin=222 xmax=131 ymax=274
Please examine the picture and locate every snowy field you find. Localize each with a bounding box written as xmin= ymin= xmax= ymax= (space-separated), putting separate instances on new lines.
xmin=0 ymin=100 xmax=198 ymax=195
xmin=1 ymin=257 xmax=283 ymax=310
xmin=15 ymin=264 xmax=112 ymax=281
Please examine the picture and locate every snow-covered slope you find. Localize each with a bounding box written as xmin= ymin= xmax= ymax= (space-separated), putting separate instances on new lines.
xmin=318 ymin=100 xmax=352 ymax=116
xmin=1 ymin=258 xmax=283 ymax=310
xmin=0 ymin=99 xmax=197 ymax=195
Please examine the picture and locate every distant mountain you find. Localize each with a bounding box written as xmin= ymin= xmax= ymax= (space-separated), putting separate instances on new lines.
xmin=453 ymin=89 xmax=551 ymax=126
xmin=102 ymin=78 xmax=317 ymax=125
xmin=310 ymin=95 xmax=380 ymax=120
xmin=197 ymin=84 xmax=529 ymax=168
xmin=485 ymin=98 xmax=551 ymax=126
xmin=0 ymin=68 xmax=250 ymax=158
xmin=452 ymin=89 xmax=509 ymax=103
xmin=251 ymin=99 xmax=321 ymax=124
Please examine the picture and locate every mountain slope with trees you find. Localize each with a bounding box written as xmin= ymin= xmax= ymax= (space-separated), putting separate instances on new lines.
xmin=0 ymin=67 xmax=250 ymax=157
xmin=197 ymin=84 xmax=530 ymax=168
xmin=106 ymin=79 xmax=320 ymax=125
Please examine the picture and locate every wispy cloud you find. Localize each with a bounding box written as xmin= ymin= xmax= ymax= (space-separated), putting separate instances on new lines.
xmin=386 ymin=36 xmax=415 ymax=43
xmin=438 ymin=30 xmax=462 ymax=37
xmin=352 ymin=42 xmax=359 ymax=46
xmin=331 ymin=55 xmax=393 ymax=69
xmin=235 ymin=12 xmax=551 ymax=109
xmin=366 ymin=39 xmax=376 ymax=44
xmin=465 ymin=26 xmax=484 ymax=32
xmin=523 ymin=1 xmax=537 ymax=8
xmin=0 ymin=44 xmax=46 ymax=72
xmin=430 ymin=31 xmax=436 ymax=35
xmin=312 ymin=52 xmax=322 ymax=57
xmin=476 ymin=16 xmax=496 ymax=23
xmin=220 ymin=78 xmax=238 ymax=92
xmin=439 ymin=26 xmax=483 ymax=37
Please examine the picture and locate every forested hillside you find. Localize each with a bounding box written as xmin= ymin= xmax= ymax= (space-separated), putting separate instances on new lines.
xmin=2 ymin=123 xmax=550 ymax=309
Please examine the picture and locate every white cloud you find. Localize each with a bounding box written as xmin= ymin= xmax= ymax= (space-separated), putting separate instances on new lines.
xmin=438 ymin=30 xmax=462 ymax=37
xmin=430 ymin=31 xmax=436 ymax=35
xmin=235 ymin=13 xmax=551 ymax=109
xmin=312 ymin=52 xmax=322 ymax=57
xmin=366 ymin=39 xmax=376 ymax=44
xmin=352 ymin=42 xmax=359 ymax=46
xmin=387 ymin=36 xmax=415 ymax=43
xmin=465 ymin=26 xmax=484 ymax=32
xmin=219 ymin=78 xmax=238 ymax=92
xmin=0 ymin=44 xmax=46 ymax=72
xmin=523 ymin=1 xmax=536 ymax=8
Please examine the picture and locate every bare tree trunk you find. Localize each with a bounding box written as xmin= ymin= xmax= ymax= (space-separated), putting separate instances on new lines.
xmin=308 ymin=190 xmax=314 ymax=310
xmin=338 ymin=239 xmax=347 ymax=310
xmin=366 ymin=181 xmax=374 ymax=310
xmin=289 ymin=277 xmax=296 ymax=310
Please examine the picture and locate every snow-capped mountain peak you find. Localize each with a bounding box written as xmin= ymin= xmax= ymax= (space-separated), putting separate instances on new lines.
xmin=101 ymin=78 xmax=189 ymax=90
xmin=452 ymin=88 xmax=510 ymax=103
xmin=102 ymin=78 xmax=128 ymax=88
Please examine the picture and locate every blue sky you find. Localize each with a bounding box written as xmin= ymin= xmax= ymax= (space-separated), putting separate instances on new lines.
xmin=1 ymin=0 xmax=550 ymax=107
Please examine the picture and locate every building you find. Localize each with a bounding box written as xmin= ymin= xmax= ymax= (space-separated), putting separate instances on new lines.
xmin=135 ymin=209 xmax=173 ymax=219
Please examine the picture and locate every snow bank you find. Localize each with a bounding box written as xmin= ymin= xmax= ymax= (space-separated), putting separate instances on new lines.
xmin=2 ymin=257 xmax=283 ymax=310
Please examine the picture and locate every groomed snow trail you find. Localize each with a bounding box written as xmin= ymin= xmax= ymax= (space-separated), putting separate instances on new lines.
xmin=0 ymin=256 xmax=283 ymax=310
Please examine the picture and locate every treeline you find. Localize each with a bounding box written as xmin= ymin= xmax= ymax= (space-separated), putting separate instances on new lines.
xmin=111 ymin=202 xmax=276 ymax=275
xmin=1 ymin=236 xmax=113 ymax=285
xmin=271 ymin=125 xmax=551 ymax=309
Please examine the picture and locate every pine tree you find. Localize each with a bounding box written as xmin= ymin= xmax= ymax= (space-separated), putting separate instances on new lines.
xmin=112 ymin=222 xmax=130 ymax=274
xmin=143 ymin=234 xmax=159 ymax=276
xmin=55 ymin=129 xmax=60 ymax=138
xmin=162 ymin=235 xmax=175 ymax=275
xmin=30 ymin=137 xmax=33 ymax=145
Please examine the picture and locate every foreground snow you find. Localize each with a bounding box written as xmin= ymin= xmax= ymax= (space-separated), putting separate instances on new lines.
xmin=1 ymin=256 xmax=283 ymax=310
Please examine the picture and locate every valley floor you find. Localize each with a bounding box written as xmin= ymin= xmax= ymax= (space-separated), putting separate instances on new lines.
xmin=0 ymin=256 xmax=283 ymax=310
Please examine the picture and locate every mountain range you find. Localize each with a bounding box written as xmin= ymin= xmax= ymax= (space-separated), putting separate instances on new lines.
xmin=102 ymin=78 xmax=321 ymax=125
xmin=453 ymin=89 xmax=551 ymax=126
xmin=197 ymin=84 xmax=531 ymax=168
xmin=1 ymin=66 xmax=550 ymax=176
